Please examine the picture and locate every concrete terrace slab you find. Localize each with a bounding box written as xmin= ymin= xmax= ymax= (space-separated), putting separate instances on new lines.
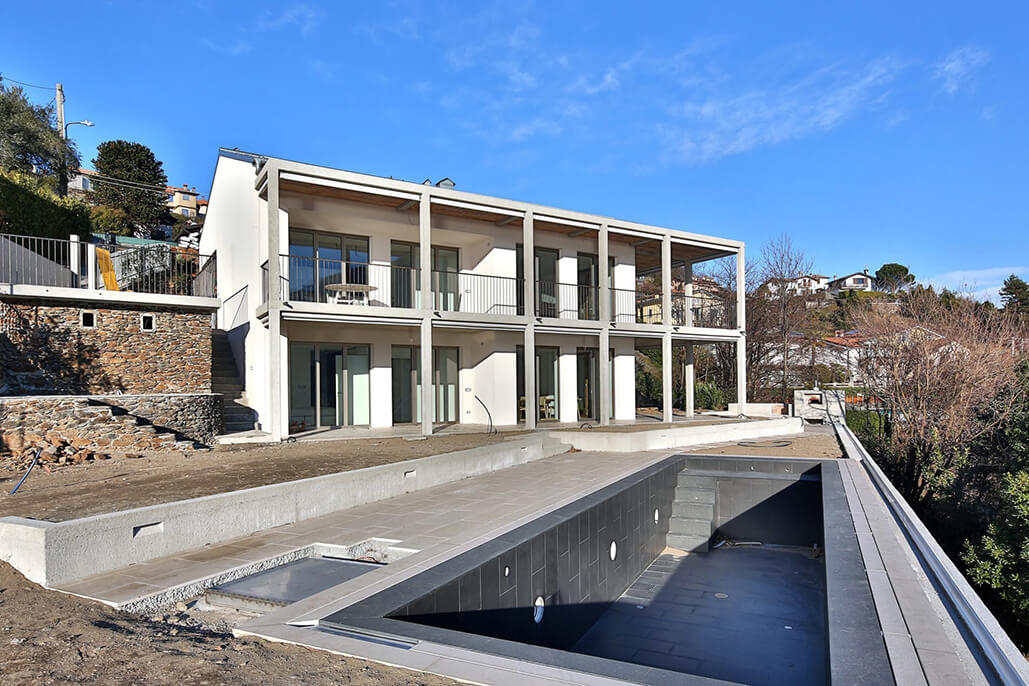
xmin=53 ymin=448 xmax=681 ymax=611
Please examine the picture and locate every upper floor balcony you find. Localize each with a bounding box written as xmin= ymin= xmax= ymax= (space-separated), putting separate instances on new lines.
xmin=0 ymin=232 xmax=217 ymax=299
xmin=263 ymin=253 xmax=736 ymax=329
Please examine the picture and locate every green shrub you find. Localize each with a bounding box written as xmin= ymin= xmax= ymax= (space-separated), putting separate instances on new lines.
xmin=0 ymin=170 xmax=91 ymax=239
xmin=695 ymin=382 xmax=730 ymax=411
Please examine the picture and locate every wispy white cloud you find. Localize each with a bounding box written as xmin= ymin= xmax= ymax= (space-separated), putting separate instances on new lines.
xmin=933 ymin=46 xmax=990 ymax=95
xmin=664 ymin=56 xmax=907 ymax=162
xmin=926 ymin=266 xmax=1028 ymax=302
xmin=256 ymin=3 xmax=323 ymax=35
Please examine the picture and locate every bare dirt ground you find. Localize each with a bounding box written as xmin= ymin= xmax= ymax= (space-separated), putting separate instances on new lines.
xmin=0 ymin=433 xmax=525 ymax=522
xmin=0 ymin=562 xmax=455 ymax=686
xmin=685 ymin=428 xmax=843 ymax=459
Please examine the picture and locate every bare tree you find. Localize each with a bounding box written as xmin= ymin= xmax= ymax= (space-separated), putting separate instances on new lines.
xmin=760 ymin=235 xmax=814 ymax=404
xmin=855 ymin=289 xmax=1028 ymax=506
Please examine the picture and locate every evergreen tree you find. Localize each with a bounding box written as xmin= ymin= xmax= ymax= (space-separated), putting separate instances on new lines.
xmin=90 ymin=140 xmax=168 ymax=232
xmin=999 ymin=274 xmax=1029 ymax=315
xmin=874 ymin=263 xmax=915 ymax=293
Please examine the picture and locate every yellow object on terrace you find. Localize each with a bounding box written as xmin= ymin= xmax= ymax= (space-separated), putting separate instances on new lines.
xmin=95 ymin=247 xmax=119 ymax=291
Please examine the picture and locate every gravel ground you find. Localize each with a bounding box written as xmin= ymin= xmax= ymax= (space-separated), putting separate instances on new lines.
xmin=0 ymin=433 xmax=526 ymax=522
xmin=0 ymin=561 xmax=456 ymax=686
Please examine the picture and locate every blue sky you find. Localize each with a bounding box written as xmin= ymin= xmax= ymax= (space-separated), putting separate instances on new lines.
xmin=3 ymin=1 xmax=1027 ymax=299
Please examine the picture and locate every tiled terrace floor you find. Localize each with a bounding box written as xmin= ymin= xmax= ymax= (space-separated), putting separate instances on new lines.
xmin=55 ymin=448 xmax=686 ymax=610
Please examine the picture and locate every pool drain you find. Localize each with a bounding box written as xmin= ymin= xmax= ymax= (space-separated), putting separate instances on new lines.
xmin=714 ymin=592 xmax=729 ymax=599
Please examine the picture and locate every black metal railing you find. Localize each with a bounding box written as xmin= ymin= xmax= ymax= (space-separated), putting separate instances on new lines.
xmin=534 ymin=281 xmax=599 ymax=320
xmin=280 ymin=254 xmax=415 ymax=307
xmin=431 ymin=271 xmax=521 ymax=315
xmin=671 ymin=294 xmax=737 ymax=329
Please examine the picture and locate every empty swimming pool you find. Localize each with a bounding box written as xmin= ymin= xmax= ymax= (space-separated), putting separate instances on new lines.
xmin=318 ymin=454 xmax=888 ymax=685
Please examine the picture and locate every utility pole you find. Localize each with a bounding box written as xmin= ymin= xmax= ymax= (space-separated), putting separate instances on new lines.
xmin=56 ymin=83 xmax=65 ymax=138
xmin=56 ymin=83 xmax=68 ymax=196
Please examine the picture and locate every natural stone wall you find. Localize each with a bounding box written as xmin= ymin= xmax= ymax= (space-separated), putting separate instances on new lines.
xmin=99 ymin=394 xmax=223 ymax=443
xmin=0 ymin=299 xmax=211 ymax=395
xmin=0 ymin=394 xmax=223 ymax=459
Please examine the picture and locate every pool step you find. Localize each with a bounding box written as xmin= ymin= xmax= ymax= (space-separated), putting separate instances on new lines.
xmin=673 ymin=501 xmax=714 ymax=519
xmin=666 ymin=533 xmax=713 ymax=553
xmin=668 ymin=470 xmax=718 ymax=553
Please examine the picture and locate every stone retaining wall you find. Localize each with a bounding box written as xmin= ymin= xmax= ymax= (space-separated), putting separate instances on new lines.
xmin=0 ymin=299 xmax=211 ymax=395
xmin=95 ymin=394 xmax=223 ymax=443
xmin=0 ymin=394 xmax=222 ymax=455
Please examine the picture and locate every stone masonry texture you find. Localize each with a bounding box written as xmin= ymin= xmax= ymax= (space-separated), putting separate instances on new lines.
xmin=0 ymin=394 xmax=223 ymax=454
xmin=0 ymin=299 xmax=211 ymax=395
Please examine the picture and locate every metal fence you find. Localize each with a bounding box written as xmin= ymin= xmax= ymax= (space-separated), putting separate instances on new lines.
xmin=432 ymin=271 xmax=522 ymax=315
xmin=0 ymin=233 xmax=216 ymax=297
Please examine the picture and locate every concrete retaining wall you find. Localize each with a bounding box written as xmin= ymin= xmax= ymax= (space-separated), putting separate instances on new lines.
xmin=0 ymin=434 xmax=566 ymax=587
xmin=548 ymin=417 xmax=804 ymax=452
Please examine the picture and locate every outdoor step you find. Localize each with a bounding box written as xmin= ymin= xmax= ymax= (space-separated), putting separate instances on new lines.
xmin=674 ymin=486 xmax=715 ymax=504
xmin=673 ymin=501 xmax=715 ymax=519
xmin=677 ymin=473 xmax=717 ymax=488
xmin=669 ymin=516 xmax=714 ymax=537
xmin=666 ymin=533 xmax=710 ymax=553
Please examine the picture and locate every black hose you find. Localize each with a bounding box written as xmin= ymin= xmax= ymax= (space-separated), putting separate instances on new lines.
xmin=474 ymin=395 xmax=497 ymax=436
xmin=8 ymin=448 xmax=42 ymax=495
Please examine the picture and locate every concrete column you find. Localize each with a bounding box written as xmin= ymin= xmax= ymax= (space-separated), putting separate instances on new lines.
xmin=522 ymin=211 xmax=534 ymax=319
xmin=736 ymin=246 xmax=747 ymax=413
xmin=266 ymin=165 xmax=285 ymax=441
xmin=522 ymin=210 xmax=536 ymax=429
xmin=685 ymin=343 xmax=695 ymax=417
xmin=420 ymin=192 xmax=432 ymax=310
xmin=523 ymin=324 xmax=536 ymax=430
xmin=598 ymin=329 xmax=611 ymax=426
xmin=598 ymin=223 xmax=611 ymax=425
xmin=683 ymin=261 xmax=693 ymax=327
xmin=735 ymin=246 xmax=746 ymax=331
xmin=736 ymin=336 xmax=747 ymax=414
xmin=661 ymin=234 xmax=672 ymax=326
xmin=662 ymin=332 xmax=673 ymax=423
xmin=419 ymin=193 xmax=434 ymax=435
xmin=420 ymin=318 xmax=433 ymax=434
xmin=558 ymin=344 xmax=578 ymax=423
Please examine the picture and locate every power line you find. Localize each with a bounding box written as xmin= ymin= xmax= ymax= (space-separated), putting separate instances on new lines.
xmin=84 ymin=170 xmax=168 ymax=193
xmin=0 ymin=74 xmax=53 ymax=90
xmin=86 ymin=175 xmax=168 ymax=195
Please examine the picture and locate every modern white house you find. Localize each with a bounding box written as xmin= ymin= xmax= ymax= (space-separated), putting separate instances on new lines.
xmin=200 ymin=149 xmax=747 ymax=440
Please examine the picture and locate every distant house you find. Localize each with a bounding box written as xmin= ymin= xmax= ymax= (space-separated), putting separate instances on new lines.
xmin=790 ymin=274 xmax=831 ymax=295
xmin=166 ymin=184 xmax=201 ymax=219
xmin=828 ymin=269 xmax=875 ymax=294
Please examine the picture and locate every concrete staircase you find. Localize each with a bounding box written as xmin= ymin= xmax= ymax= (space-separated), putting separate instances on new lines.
xmin=667 ymin=472 xmax=716 ymax=553
xmin=211 ymin=329 xmax=256 ymax=434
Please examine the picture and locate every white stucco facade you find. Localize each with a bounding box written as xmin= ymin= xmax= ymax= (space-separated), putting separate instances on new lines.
xmin=201 ymin=149 xmax=748 ymax=440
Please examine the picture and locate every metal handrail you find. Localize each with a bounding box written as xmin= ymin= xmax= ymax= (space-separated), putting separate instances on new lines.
xmin=535 ymin=280 xmax=599 ymax=320
xmin=432 ymin=270 xmax=521 ymax=315
xmin=0 ymin=233 xmax=216 ymax=296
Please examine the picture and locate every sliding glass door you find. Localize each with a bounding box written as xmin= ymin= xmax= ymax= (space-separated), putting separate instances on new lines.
xmin=433 ymin=347 xmax=459 ymax=423
xmin=391 ymin=345 xmax=421 ymax=424
xmin=433 ymin=247 xmax=459 ymax=311
xmin=287 ymin=229 xmax=368 ymax=303
xmin=577 ymin=347 xmax=599 ymax=420
xmin=390 ymin=242 xmax=420 ymax=308
xmin=288 ymin=342 xmax=370 ymax=433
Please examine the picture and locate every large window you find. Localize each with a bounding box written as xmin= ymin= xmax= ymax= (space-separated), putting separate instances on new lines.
xmin=287 ymin=229 xmax=369 ymax=302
